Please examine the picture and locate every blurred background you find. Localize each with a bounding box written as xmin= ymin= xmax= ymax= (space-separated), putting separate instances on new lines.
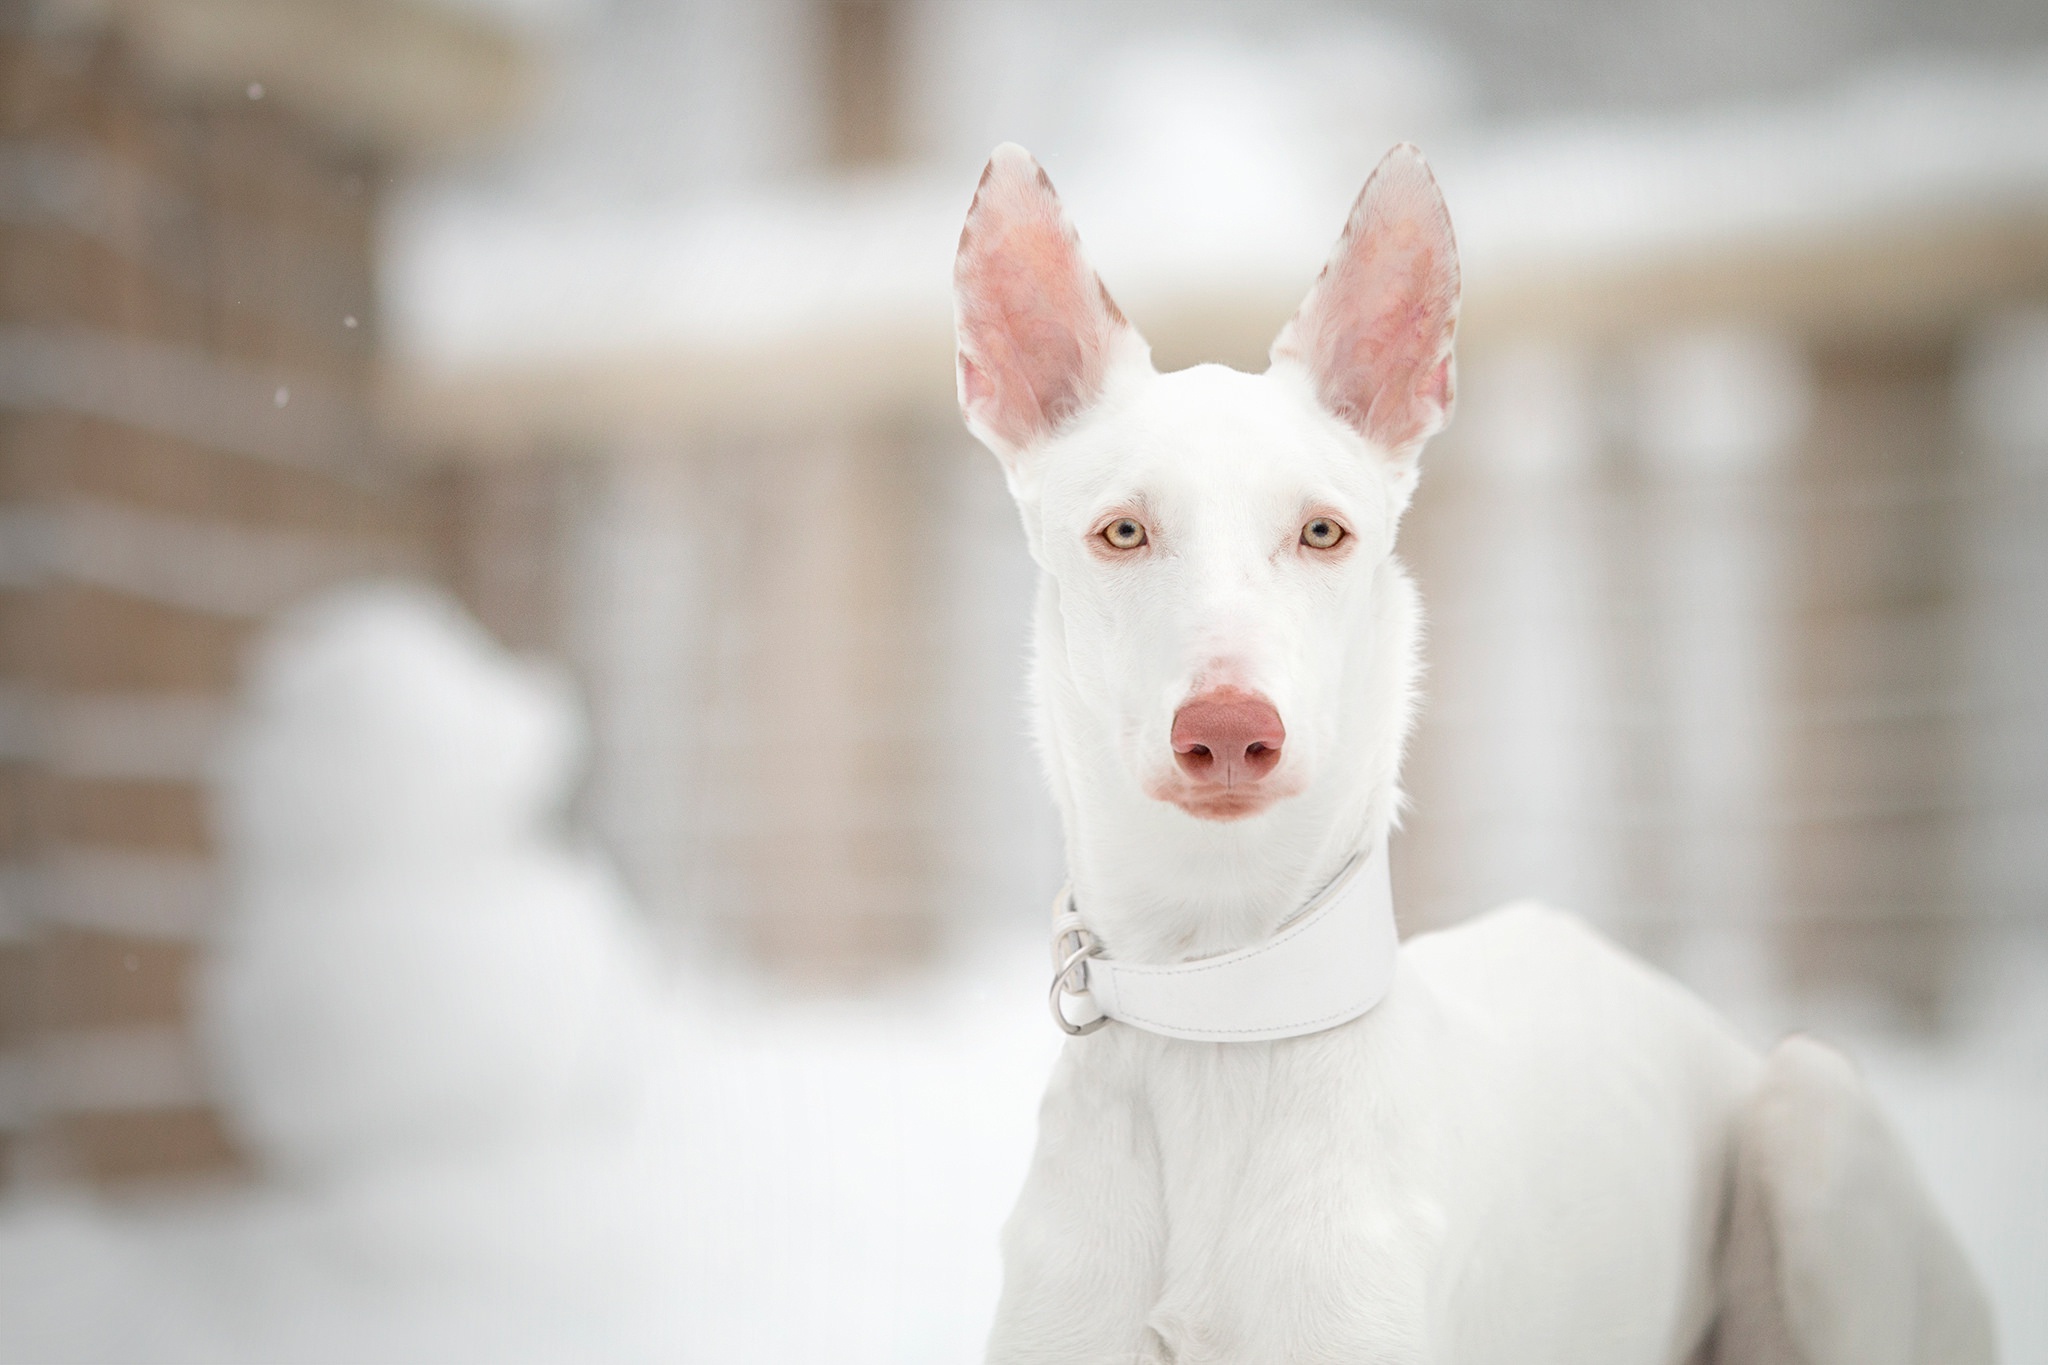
xmin=1 ymin=0 xmax=2045 ymax=1359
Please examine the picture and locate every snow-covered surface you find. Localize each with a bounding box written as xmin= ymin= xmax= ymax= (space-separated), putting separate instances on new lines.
xmin=1447 ymin=59 xmax=2048 ymax=277
xmin=0 ymin=942 xmax=1059 ymax=1365
xmin=1 ymin=928 xmax=2042 ymax=1363
xmin=386 ymin=56 xmax=2048 ymax=378
xmin=1841 ymin=964 xmax=2048 ymax=1365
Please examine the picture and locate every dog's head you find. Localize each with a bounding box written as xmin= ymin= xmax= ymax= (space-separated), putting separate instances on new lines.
xmin=954 ymin=144 xmax=1458 ymax=844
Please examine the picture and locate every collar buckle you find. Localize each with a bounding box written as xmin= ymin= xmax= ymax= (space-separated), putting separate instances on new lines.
xmin=1049 ymin=902 xmax=1109 ymax=1036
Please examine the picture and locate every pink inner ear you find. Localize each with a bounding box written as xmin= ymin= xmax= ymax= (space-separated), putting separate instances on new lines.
xmin=959 ymin=352 xmax=995 ymax=413
xmin=954 ymin=151 xmax=1130 ymax=456
xmin=1275 ymin=150 xmax=1460 ymax=458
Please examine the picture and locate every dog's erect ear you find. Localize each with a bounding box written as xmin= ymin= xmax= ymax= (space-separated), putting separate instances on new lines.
xmin=1271 ymin=144 xmax=1460 ymax=470
xmin=954 ymin=144 xmax=1149 ymax=469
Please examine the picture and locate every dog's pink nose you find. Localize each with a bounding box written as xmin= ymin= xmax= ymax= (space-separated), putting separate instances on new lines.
xmin=1172 ymin=689 xmax=1285 ymax=787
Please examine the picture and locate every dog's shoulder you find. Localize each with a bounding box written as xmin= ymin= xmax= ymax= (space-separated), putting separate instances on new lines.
xmin=1422 ymin=897 xmax=1599 ymax=948
xmin=1398 ymin=899 xmax=1757 ymax=1077
xmin=1402 ymin=898 xmax=1639 ymax=996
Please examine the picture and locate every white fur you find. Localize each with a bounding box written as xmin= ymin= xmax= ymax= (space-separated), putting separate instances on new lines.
xmin=956 ymin=145 xmax=1994 ymax=1364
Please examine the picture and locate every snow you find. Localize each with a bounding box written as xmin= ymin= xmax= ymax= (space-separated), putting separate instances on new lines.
xmin=0 ymin=952 xmax=1059 ymax=1364
xmin=1445 ymin=57 xmax=2048 ymax=284
xmin=2 ymin=936 xmax=2040 ymax=1361
xmin=1847 ymin=962 xmax=2048 ymax=1363
xmin=200 ymin=585 xmax=662 ymax=1179
xmin=385 ymin=55 xmax=2048 ymax=378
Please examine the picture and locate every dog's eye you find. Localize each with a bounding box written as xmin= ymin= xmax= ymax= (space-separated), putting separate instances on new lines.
xmin=1301 ymin=517 xmax=1345 ymax=550
xmin=1102 ymin=518 xmax=1148 ymax=551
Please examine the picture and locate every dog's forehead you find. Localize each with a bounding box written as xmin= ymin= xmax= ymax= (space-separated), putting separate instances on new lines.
xmin=1050 ymin=364 xmax=1382 ymax=517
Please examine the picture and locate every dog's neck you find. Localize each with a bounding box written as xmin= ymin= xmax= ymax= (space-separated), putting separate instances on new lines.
xmin=1032 ymin=559 xmax=1422 ymax=967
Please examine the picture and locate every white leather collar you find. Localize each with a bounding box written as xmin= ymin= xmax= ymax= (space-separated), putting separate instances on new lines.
xmin=1048 ymin=831 xmax=1398 ymax=1042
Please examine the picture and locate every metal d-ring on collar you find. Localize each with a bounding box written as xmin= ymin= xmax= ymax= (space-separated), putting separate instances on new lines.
xmin=1049 ymin=910 xmax=1109 ymax=1036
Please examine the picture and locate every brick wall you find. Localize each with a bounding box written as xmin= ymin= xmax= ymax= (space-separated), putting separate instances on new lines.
xmin=0 ymin=24 xmax=431 ymax=1186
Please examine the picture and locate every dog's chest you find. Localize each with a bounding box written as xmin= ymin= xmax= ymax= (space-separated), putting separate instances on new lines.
xmin=1131 ymin=1032 xmax=1446 ymax=1363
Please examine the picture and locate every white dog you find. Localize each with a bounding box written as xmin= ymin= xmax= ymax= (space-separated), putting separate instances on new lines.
xmin=952 ymin=144 xmax=1994 ymax=1365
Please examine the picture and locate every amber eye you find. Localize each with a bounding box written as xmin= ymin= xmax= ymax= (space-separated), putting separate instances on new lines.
xmin=1102 ymin=518 xmax=1148 ymax=551
xmin=1302 ymin=517 xmax=1345 ymax=549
